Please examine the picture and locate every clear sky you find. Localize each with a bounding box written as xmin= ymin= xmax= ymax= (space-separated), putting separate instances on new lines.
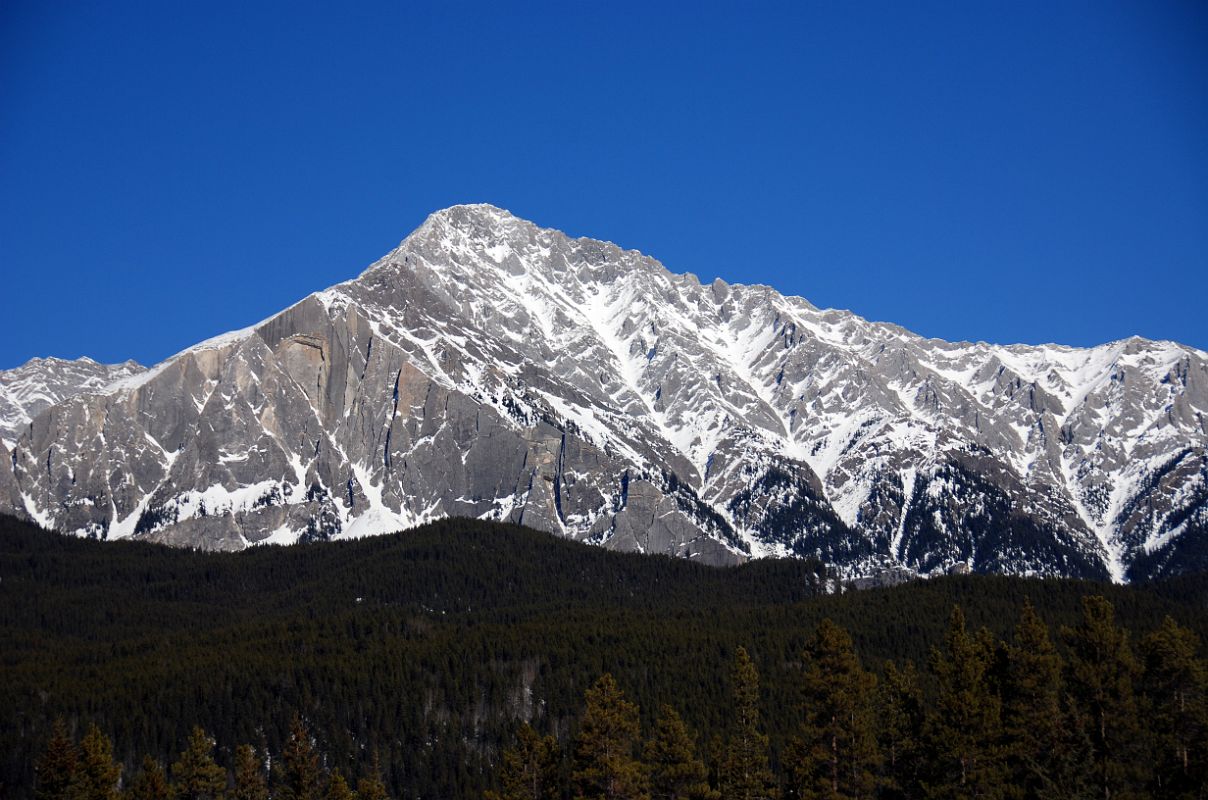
xmin=2 ymin=1 xmax=1205 ymax=370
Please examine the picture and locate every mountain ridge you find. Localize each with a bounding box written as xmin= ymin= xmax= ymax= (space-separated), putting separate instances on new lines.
xmin=3 ymin=204 xmax=1206 ymax=581
xmin=0 ymin=355 xmax=144 ymax=447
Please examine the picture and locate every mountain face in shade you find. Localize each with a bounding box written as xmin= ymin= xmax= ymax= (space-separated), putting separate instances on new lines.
xmin=3 ymin=205 xmax=1206 ymax=581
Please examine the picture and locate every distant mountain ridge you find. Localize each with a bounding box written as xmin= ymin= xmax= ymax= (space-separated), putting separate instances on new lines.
xmin=0 ymin=356 xmax=144 ymax=448
xmin=3 ymin=204 xmax=1206 ymax=581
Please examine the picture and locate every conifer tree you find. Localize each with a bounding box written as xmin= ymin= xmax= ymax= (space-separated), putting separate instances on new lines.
xmin=354 ymin=752 xmax=388 ymax=800
xmin=1001 ymin=601 xmax=1067 ymax=797
xmin=230 ymin=745 xmax=268 ymax=800
xmin=1057 ymin=696 xmax=1099 ymax=800
xmin=923 ymin=606 xmax=1005 ymax=799
xmin=1062 ymin=596 xmax=1144 ymax=799
xmin=68 ymin=724 xmax=122 ymax=800
xmin=788 ymin=619 xmax=879 ymax=800
xmin=171 ymin=727 xmax=226 ymax=800
xmin=572 ymin=674 xmax=649 ymax=800
xmin=877 ymin=660 xmax=924 ymax=800
xmin=719 ymin=647 xmax=778 ymax=800
xmin=355 ymin=775 xmax=388 ymax=800
xmin=276 ymin=716 xmax=326 ymax=800
xmin=324 ymin=771 xmax=356 ymax=800
xmin=703 ymin=735 xmax=725 ymax=795
xmin=1141 ymin=615 xmax=1207 ymax=798
xmin=36 ymin=719 xmax=79 ymax=800
xmin=1002 ymin=602 xmax=1096 ymax=800
xmin=126 ymin=756 xmax=171 ymax=800
xmin=643 ymin=705 xmax=713 ymax=800
xmin=486 ymin=723 xmax=561 ymax=800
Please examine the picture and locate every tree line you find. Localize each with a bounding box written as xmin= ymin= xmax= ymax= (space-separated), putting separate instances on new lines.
xmin=34 ymin=595 xmax=1202 ymax=799
xmin=34 ymin=717 xmax=390 ymax=800
xmin=486 ymin=597 xmax=1206 ymax=799
xmin=6 ymin=514 xmax=1208 ymax=798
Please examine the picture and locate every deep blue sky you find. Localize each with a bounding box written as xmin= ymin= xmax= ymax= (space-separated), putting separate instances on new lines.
xmin=2 ymin=1 xmax=1206 ymax=370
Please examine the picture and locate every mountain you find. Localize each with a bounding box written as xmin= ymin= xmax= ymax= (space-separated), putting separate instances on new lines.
xmin=0 ymin=356 xmax=144 ymax=447
xmin=0 ymin=356 xmax=145 ymax=518
xmin=3 ymin=204 xmax=1206 ymax=580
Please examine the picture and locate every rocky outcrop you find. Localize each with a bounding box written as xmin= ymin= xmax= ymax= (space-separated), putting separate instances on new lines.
xmin=0 ymin=357 xmax=143 ymax=447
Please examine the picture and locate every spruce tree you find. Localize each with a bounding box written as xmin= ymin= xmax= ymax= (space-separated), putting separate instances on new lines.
xmin=1003 ymin=602 xmax=1096 ymax=800
xmin=788 ymin=619 xmax=879 ymax=800
xmin=171 ymin=727 xmax=226 ymax=800
xmin=354 ymin=752 xmax=388 ymax=800
xmin=571 ymin=674 xmax=649 ymax=800
xmin=276 ymin=716 xmax=326 ymax=800
xmin=703 ymin=735 xmax=725 ymax=795
xmin=643 ymin=705 xmax=713 ymax=800
xmin=68 ymin=724 xmax=122 ymax=800
xmin=923 ymin=606 xmax=1006 ymax=799
xmin=324 ymin=771 xmax=356 ymax=800
xmin=877 ymin=660 xmax=924 ymax=800
xmin=486 ymin=723 xmax=561 ymax=800
xmin=719 ymin=647 xmax=778 ymax=800
xmin=126 ymin=756 xmax=172 ymax=800
xmin=1141 ymin=615 xmax=1207 ymax=798
xmin=36 ymin=719 xmax=79 ymax=800
xmin=1001 ymin=601 xmax=1066 ymax=798
xmin=230 ymin=745 xmax=268 ymax=800
xmin=1062 ymin=596 xmax=1144 ymax=799
xmin=356 ymin=778 xmax=388 ymax=800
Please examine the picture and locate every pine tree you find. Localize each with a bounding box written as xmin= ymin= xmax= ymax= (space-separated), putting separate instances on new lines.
xmin=703 ymin=735 xmax=725 ymax=795
xmin=719 ymin=647 xmax=778 ymax=800
xmin=485 ymin=723 xmax=561 ymax=800
xmin=788 ymin=619 xmax=879 ymax=800
xmin=877 ymin=661 xmax=923 ymax=800
xmin=1062 ymin=596 xmax=1145 ymax=799
xmin=923 ymin=606 xmax=1006 ymax=799
xmin=572 ymin=674 xmax=649 ymax=800
xmin=171 ymin=727 xmax=226 ymax=800
xmin=36 ymin=719 xmax=79 ymax=800
xmin=126 ymin=756 xmax=172 ymax=800
xmin=643 ymin=706 xmax=713 ymax=800
xmin=68 ymin=724 xmax=122 ymax=800
xmin=1001 ymin=601 xmax=1097 ymax=800
xmin=1141 ymin=615 xmax=1207 ymax=798
xmin=354 ymin=752 xmax=389 ymax=800
xmin=276 ymin=716 xmax=326 ymax=800
xmin=324 ymin=771 xmax=356 ymax=800
xmin=1001 ymin=601 xmax=1066 ymax=798
xmin=230 ymin=745 xmax=268 ymax=800
xmin=355 ymin=777 xmax=388 ymax=800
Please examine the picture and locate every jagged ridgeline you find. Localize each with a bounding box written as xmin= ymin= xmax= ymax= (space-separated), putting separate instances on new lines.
xmin=3 ymin=514 xmax=1207 ymax=798
xmin=2 ymin=205 xmax=1207 ymax=581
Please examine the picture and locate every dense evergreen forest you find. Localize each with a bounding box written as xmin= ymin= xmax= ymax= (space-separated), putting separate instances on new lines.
xmin=3 ymin=513 xmax=1207 ymax=798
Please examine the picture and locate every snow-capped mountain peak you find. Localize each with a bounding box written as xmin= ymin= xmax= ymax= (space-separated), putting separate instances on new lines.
xmin=3 ymin=206 xmax=1206 ymax=582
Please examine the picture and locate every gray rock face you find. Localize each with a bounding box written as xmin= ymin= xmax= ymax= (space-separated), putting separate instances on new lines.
xmin=0 ymin=357 xmax=144 ymax=447
xmin=3 ymin=205 xmax=1206 ymax=580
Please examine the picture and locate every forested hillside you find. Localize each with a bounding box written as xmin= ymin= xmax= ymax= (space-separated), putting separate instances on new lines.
xmin=3 ymin=514 xmax=1206 ymax=798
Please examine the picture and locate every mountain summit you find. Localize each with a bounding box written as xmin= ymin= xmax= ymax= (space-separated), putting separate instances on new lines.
xmin=4 ymin=205 xmax=1206 ymax=581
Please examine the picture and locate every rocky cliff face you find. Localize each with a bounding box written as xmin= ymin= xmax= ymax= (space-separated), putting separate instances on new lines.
xmin=4 ymin=205 xmax=1206 ymax=580
xmin=0 ymin=357 xmax=144 ymax=447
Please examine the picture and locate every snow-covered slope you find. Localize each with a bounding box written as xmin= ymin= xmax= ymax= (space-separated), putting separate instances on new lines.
xmin=4 ymin=205 xmax=1206 ymax=581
